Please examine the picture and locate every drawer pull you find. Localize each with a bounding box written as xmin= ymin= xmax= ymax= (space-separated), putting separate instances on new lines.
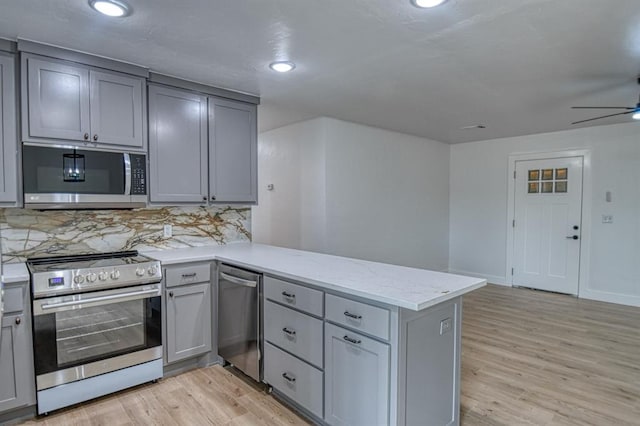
xmin=181 ymin=273 xmax=197 ymax=278
xmin=343 ymin=335 xmax=361 ymax=345
xmin=282 ymin=327 xmax=297 ymax=336
xmin=344 ymin=311 xmax=362 ymax=320
xmin=282 ymin=291 xmax=296 ymax=300
xmin=282 ymin=372 xmax=296 ymax=383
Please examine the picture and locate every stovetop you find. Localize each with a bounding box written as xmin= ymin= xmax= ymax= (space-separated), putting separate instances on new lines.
xmin=28 ymin=251 xmax=162 ymax=298
xmin=28 ymin=251 xmax=153 ymax=273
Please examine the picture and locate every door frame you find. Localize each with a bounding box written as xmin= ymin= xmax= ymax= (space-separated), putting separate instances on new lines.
xmin=506 ymin=149 xmax=592 ymax=296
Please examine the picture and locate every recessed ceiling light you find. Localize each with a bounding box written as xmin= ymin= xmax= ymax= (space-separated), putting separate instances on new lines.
xmin=89 ymin=0 xmax=131 ymax=17
xmin=411 ymin=0 xmax=448 ymax=8
xmin=269 ymin=61 xmax=296 ymax=73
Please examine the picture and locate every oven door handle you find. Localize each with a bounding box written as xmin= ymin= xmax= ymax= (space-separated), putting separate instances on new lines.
xmin=40 ymin=288 xmax=160 ymax=311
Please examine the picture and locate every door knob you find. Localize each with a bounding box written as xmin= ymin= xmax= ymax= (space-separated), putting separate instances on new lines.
xmin=83 ymin=133 xmax=89 ymax=140
xmin=15 ymin=317 xmax=21 ymax=325
xmin=93 ymin=134 xmax=99 ymax=141
xmin=566 ymin=235 xmax=579 ymax=240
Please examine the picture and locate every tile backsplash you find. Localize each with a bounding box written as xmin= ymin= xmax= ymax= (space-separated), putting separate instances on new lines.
xmin=0 ymin=206 xmax=251 ymax=263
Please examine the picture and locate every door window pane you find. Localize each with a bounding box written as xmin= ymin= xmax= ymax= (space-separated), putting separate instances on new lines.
xmin=555 ymin=168 xmax=568 ymax=180
xmin=528 ymin=182 xmax=539 ymax=193
xmin=542 ymin=182 xmax=554 ymax=193
xmin=541 ymin=169 xmax=554 ymax=180
xmin=528 ymin=170 xmax=540 ymax=181
xmin=555 ymin=181 xmax=567 ymax=193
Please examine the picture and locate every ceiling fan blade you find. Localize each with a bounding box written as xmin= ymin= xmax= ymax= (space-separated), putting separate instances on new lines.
xmin=571 ymin=106 xmax=635 ymax=109
xmin=571 ymin=111 xmax=634 ymax=125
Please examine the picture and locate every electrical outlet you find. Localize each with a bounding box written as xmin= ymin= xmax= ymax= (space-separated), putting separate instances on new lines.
xmin=602 ymin=215 xmax=613 ymax=224
xmin=163 ymin=224 xmax=172 ymax=238
xmin=440 ymin=318 xmax=452 ymax=335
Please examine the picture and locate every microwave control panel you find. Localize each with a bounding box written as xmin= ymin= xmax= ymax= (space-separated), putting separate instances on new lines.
xmin=130 ymin=154 xmax=147 ymax=195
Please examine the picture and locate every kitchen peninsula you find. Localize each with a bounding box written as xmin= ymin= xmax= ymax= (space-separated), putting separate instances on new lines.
xmin=145 ymin=243 xmax=485 ymax=425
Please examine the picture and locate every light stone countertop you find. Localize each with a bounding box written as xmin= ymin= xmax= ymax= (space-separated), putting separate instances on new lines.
xmin=143 ymin=243 xmax=486 ymax=311
xmin=1 ymin=263 xmax=30 ymax=283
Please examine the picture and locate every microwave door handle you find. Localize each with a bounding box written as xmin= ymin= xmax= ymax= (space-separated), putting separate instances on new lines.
xmin=124 ymin=153 xmax=132 ymax=196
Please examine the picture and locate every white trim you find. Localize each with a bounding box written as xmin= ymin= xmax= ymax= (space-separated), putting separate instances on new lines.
xmin=580 ymin=289 xmax=640 ymax=308
xmin=448 ymin=269 xmax=509 ymax=286
xmin=506 ymin=149 xmax=592 ymax=297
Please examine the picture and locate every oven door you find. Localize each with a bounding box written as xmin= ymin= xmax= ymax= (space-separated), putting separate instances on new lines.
xmin=32 ymin=283 xmax=162 ymax=391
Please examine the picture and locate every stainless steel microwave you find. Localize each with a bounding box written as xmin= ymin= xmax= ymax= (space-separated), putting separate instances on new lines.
xmin=23 ymin=145 xmax=147 ymax=209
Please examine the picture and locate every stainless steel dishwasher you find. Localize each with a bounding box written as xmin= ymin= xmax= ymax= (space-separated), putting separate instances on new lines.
xmin=217 ymin=264 xmax=262 ymax=382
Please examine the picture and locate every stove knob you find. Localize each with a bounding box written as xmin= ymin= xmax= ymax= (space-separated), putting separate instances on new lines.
xmin=74 ymin=275 xmax=85 ymax=284
xmin=86 ymin=273 xmax=97 ymax=283
xmin=98 ymin=271 xmax=109 ymax=281
xmin=111 ymin=270 xmax=121 ymax=280
xmin=148 ymin=265 xmax=158 ymax=276
xmin=135 ymin=267 xmax=146 ymax=277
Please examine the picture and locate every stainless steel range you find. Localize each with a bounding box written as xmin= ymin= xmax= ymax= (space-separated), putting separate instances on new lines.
xmin=28 ymin=251 xmax=163 ymax=415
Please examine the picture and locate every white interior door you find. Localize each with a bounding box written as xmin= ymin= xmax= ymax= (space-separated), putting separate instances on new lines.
xmin=513 ymin=157 xmax=583 ymax=294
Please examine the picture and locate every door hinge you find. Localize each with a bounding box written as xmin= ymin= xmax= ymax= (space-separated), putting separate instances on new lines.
xmin=512 ymin=219 xmax=515 ymax=227
xmin=511 ymin=268 xmax=514 ymax=275
xmin=513 ymin=170 xmax=516 ymax=179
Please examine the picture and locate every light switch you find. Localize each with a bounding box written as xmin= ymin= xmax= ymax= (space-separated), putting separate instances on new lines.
xmin=602 ymin=215 xmax=613 ymax=224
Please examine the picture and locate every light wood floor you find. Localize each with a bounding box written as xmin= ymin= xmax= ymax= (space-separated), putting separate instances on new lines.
xmin=19 ymin=284 xmax=640 ymax=425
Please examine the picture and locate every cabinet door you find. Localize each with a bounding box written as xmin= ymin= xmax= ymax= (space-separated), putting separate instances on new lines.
xmin=27 ymin=57 xmax=90 ymax=141
xmin=208 ymin=97 xmax=257 ymax=203
xmin=0 ymin=53 xmax=17 ymax=204
xmin=89 ymin=70 xmax=144 ymax=148
xmin=149 ymin=85 xmax=208 ymax=203
xmin=324 ymin=323 xmax=390 ymax=426
xmin=165 ymin=283 xmax=212 ymax=363
xmin=0 ymin=314 xmax=31 ymax=413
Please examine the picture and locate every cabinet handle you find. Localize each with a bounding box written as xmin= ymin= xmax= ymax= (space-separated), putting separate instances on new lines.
xmin=210 ymin=196 xmax=216 ymax=201
xmin=282 ymin=372 xmax=296 ymax=383
xmin=282 ymin=327 xmax=296 ymax=336
xmin=282 ymin=291 xmax=296 ymax=300
xmin=84 ymin=133 xmax=89 ymax=140
xmin=344 ymin=311 xmax=362 ymax=320
xmin=93 ymin=134 xmax=99 ymax=141
xmin=202 ymin=196 xmax=207 ymax=201
xmin=15 ymin=317 xmax=21 ymax=325
xmin=343 ymin=335 xmax=361 ymax=345
xmin=181 ymin=273 xmax=197 ymax=278
xmin=169 ymin=291 xmax=174 ymax=298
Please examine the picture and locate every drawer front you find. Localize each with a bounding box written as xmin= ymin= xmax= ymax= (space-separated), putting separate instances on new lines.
xmin=264 ymin=342 xmax=323 ymax=419
xmin=325 ymin=293 xmax=390 ymax=340
xmin=264 ymin=300 xmax=323 ymax=368
xmin=264 ymin=276 xmax=323 ymax=317
xmin=165 ymin=263 xmax=211 ymax=287
xmin=2 ymin=284 xmax=26 ymax=314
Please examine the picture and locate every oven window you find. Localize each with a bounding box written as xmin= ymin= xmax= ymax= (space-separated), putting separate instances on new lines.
xmin=33 ymin=296 xmax=161 ymax=376
xmin=23 ymin=145 xmax=125 ymax=194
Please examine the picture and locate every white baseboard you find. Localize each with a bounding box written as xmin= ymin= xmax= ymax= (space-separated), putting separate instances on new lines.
xmin=448 ymin=269 xmax=510 ymax=286
xmin=579 ymin=288 xmax=640 ymax=308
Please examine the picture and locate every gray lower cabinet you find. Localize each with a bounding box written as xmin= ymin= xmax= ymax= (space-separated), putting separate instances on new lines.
xmin=208 ymin=97 xmax=257 ymax=203
xmin=23 ymin=54 xmax=145 ymax=150
xmin=0 ymin=52 xmax=18 ymax=204
xmin=324 ymin=323 xmax=390 ymax=426
xmin=165 ymin=282 xmax=212 ymax=363
xmin=148 ymin=84 xmax=208 ymax=203
xmin=0 ymin=281 xmax=36 ymax=415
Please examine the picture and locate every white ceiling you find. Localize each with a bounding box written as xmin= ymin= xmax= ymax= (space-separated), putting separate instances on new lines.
xmin=1 ymin=0 xmax=639 ymax=143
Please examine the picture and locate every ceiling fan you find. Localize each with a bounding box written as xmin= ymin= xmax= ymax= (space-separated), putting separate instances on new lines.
xmin=571 ymin=77 xmax=640 ymax=125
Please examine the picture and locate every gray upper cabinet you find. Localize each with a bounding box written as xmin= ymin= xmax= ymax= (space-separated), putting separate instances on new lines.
xmin=23 ymin=54 xmax=145 ymax=150
xmin=148 ymin=85 xmax=208 ymax=203
xmin=0 ymin=53 xmax=18 ymax=204
xmin=26 ymin=56 xmax=90 ymax=142
xmin=208 ymin=97 xmax=257 ymax=204
xmin=89 ymin=70 xmax=144 ymax=148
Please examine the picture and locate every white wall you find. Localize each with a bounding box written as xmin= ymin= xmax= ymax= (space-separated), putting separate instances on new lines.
xmin=449 ymin=122 xmax=640 ymax=306
xmin=253 ymin=117 xmax=451 ymax=271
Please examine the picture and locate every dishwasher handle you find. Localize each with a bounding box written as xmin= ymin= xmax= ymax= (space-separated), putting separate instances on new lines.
xmin=219 ymin=272 xmax=258 ymax=288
